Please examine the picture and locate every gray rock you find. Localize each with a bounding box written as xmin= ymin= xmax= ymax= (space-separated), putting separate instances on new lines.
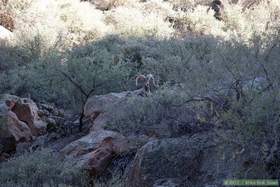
xmin=61 ymin=129 xmax=128 ymax=157
xmin=61 ymin=129 xmax=130 ymax=176
xmin=127 ymin=130 xmax=270 ymax=187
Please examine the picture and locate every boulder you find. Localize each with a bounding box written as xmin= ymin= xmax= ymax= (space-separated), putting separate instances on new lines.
xmin=77 ymin=137 xmax=116 ymax=175
xmin=84 ymin=91 xmax=135 ymax=117
xmin=0 ymin=100 xmax=33 ymax=154
xmin=61 ymin=130 xmax=128 ymax=157
xmin=0 ymin=94 xmax=47 ymax=155
xmin=61 ymin=130 xmax=129 ymax=175
xmin=0 ymin=111 xmax=33 ymax=143
xmin=127 ymin=130 xmax=270 ymax=187
xmin=84 ymin=89 xmax=144 ymax=131
xmin=11 ymin=98 xmax=47 ymax=136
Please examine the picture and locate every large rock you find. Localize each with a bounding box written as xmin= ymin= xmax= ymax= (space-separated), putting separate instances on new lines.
xmin=0 ymin=111 xmax=33 ymax=143
xmin=11 ymin=97 xmax=46 ymax=136
xmin=76 ymin=137 xmax=117 ymax=175
xmin=84 ymin=89 xmax=144 ymax=131
xmin=61 ymin=129 xmax=129 ymax=175
xmin=84 ymin=91 xmax=138 ymax=117
xmin=61 ymin=129 xmax=127 ymax=156
xmin=0 ymin=94 xmax=47 ymax=155
xmin=127 ymin=130 xmax=269 ymax=187
xmin=0 ymin=100 xmax=33 ymax=155
xmin=0 ymin=94 xmax=47 ymax=136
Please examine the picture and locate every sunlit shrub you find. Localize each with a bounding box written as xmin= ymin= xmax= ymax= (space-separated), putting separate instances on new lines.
xmin=2 ymin=0 xmax=279 ymax=48
xmin=105 ymin=5 xmax=173 ymax=38
xmin=7 ymin=0 xmax=110 ymax=50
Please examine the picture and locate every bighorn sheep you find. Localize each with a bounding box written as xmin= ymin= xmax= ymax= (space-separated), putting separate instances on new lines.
xmin=135 ymin=73 xmax=158 ymax=94
xmin=207 ymin=0 xmax=225 ymax=21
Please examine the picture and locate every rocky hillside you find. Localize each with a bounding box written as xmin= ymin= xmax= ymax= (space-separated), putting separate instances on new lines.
xmin=0 ymin=0 xmax=280 ymax=186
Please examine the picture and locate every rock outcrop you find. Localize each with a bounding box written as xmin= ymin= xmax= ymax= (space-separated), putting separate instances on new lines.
xmin=11 ymin=98 xmax=46 ymax=136
xmin=61 ymin=130 xmax=127 ymax=156
xmin=84 ymin=89 xmax=144 ymax=131
xmin=127 ymin=130 xmax=270 ymax=187
xmin=0 ymin=94 xmax=47 ymax=157
xmin=0 ymin=110 xmax=33 ymax=155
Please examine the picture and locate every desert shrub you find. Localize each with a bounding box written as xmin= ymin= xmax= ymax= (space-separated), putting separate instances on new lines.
xmin=93 ymin=171 xmax=125 ymax=187
xmin=60 ymin=43 xmax=131 ymax=110
xmin=169 ymin=0 xmax=212 ymax=11
xmin=105 ymin=88 xmax=194 ymax=136
xmin=103 ymin=31 xmax=280 ymax=140
xmin=0 ymin=148 xmax=127 ymax=186
xmin=1 ymin=0 xmax=279 ymax=49
xmin=5 ymin=0 xmax=173 ymax=49
xmin=0 ymin=149 xmax=89 ymax=187
xmin=57 ymin=0 xmax=110 ymax=45
xmin=220 ymin=90 xmax=280 ymax=143
xmin=4 ymin=0 xmax=111 ymax=51
xmin=168 ymin=0 xmax=280 ymax=42
xmin=83 ymin=0 xmax=138 ymax=10
xmin=2 ymin=30 xmax=278 ymax=108
xmin=0 ymin=46 xmax=22 ymax=72
xmin=0 ymin=45 xmax=64 ymax=99
xmin=105 ymin=6 xmax=173 ymax=38
xmin=4 ymin=0 xmax=33 ymax=14
xmin=0 ymin=35 xmax=133 ymax=109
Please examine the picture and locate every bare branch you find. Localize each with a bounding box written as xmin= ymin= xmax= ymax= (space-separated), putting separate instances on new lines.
xmin=58 ymin=70 xmax=88 ymax=97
